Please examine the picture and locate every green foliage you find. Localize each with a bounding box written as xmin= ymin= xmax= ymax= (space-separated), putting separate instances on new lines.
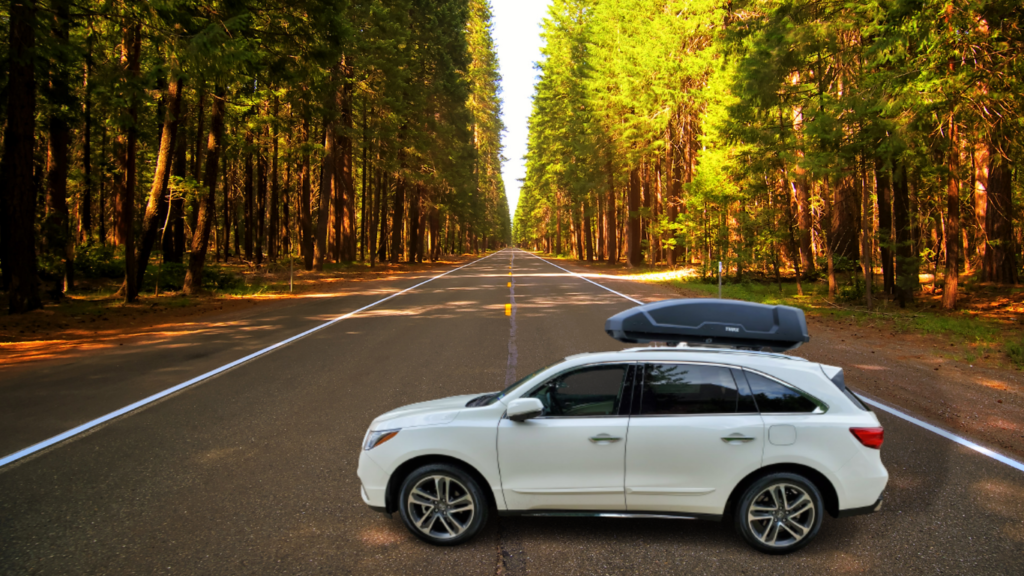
xmin=74 ymin=243 xmax=125 ymax=279
xmin=516 ymin=0 xmax=1023 ymax=307
xmin=1006 ymin=339 xmax=1024 ymax=368
xmin=836 ymin=275 xmax=863 ymax=304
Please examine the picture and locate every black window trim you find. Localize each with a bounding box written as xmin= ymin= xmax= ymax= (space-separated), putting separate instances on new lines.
xmin=522 ymin=361 xmax=637 ymax=419
xmin=739 ymin=367 xmax=829 ymax=415
xmin=632 ymin=361 xmax=761 ymax=418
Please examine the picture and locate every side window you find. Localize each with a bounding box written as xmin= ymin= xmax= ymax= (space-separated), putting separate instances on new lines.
xmin=639 ymin=364 xmax=751 ymax=415
xmin=528 ymin=365 xmax=627 ymax=417
xmin=743 ymin=370 xmax=820 ymax=413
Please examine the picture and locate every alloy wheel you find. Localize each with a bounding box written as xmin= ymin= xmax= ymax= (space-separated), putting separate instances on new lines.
xmin=406 ymin=474 xmax=476 ymax=540
xmin=746 ymin=482 xmax=816 ymax=548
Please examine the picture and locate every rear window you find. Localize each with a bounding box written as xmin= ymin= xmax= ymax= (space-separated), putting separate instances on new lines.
xmin=638 ymin=364 xmax=757 ymax=415
xmin=842 ymin=388 xmax=870 ymax=411
xmin=743 ymin=370 xmax=819 ymax=414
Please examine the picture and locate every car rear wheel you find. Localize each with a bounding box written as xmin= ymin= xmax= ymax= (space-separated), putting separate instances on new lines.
xmin=398 ymin=463 xmax=488 ymax=546
xmin=736 ymin=472 xmax=823 ymax=554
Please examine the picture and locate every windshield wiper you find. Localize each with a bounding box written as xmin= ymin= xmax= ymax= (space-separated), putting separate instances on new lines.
xmin=465 ymin=393 xmax=497 ymax=407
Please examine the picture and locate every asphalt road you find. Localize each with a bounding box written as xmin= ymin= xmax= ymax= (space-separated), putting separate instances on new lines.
xmin=1 ymin=248 xmax=1022 ymax=575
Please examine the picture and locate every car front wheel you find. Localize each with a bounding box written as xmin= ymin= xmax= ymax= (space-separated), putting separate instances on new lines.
xmin=736 ymin=472 xmax=823 ymax=554
xmin=397 ymin=463 xmax=488 ymax=545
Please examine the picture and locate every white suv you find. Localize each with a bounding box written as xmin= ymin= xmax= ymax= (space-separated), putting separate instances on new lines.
xmin=357 ymin=301 xmax=888 ymax=554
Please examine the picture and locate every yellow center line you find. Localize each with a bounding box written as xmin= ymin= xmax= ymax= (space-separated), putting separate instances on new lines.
xmin=507 ymin=282 xmax=511 ymax=288
xmin=505 ymin=303 xmax=511 ymax=316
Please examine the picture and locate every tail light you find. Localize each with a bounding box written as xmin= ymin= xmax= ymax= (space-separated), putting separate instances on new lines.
xmin=850 ymin=427 xmax=884 ymax=449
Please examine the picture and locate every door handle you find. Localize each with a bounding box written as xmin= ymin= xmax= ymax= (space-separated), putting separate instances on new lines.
xmin=589 ymin=435 xmax=622 ymax=443
xmin=721 ymin=434 xmax=755 ymax=443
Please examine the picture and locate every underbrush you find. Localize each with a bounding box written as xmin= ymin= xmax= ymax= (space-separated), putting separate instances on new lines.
xmin=638 ymin=272 xmax=1016 ymax=365
xmin=1007 ymin=339 xmax=1024 ymax=369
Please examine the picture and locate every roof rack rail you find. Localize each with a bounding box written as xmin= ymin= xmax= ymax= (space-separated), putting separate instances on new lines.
xmin=605 ymin=299 xmax=809 ymax=353
xmin=619 ymin=346 xmax=808 ymax=362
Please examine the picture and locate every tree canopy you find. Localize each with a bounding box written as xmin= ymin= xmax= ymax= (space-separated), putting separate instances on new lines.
xmin=0 ymin=0 xmax=510 ymax=312
xmin=514 ymin=0 xmax=1022 ymax=308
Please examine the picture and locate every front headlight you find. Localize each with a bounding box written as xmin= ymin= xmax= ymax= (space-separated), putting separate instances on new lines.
xmin=363 ymin=428 xmax=400 ymax=451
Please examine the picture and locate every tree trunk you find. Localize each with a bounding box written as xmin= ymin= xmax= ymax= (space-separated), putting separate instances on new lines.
xmin=165 ymin=100 xmax=188 ymax=263
xmin=983 ymin=154 xmax=1017 ymax=283
xmin=943 ymin=128 xmax=960 ymax=310
xmin=627 ymin=166 xmax=642 ymax=267
xmin=390 ymin=171 xmax=405 ymax=263
xmin=378 ymin=170 xmax=389 ymax=264
xmin=605 ymin=160 xmax=617 ymax=264
xmin=875 ymin=158 xmax=894 ymax=295
xmin=223 ymin=156 xmax=232 ymax=261
xmin=831 ymin=178 xmax=860 ymax=264
xmin=583 ymin=200 xmax=594 ymax=261
xmin=823 ymin=180 xmax=837 ymax=299
xmin=256 ymin=125 xmax=267 ymax=265
xmin=972 ymin=141 xmax=990 ymax=272
xmin=183 ymin=86 xmax=226 ymax=294
xmin=99 ymin=126 xmax=108 ymax=246
xmin=315 ymin=120 xmax=336 ymax=271
xmin=368 ymin=150 xmax=377 ymax=267
xmin=360 ymin=107 xmax=368 ymax=262
xmin=331 ymin=125 xmax=342 ymax=263
xmin=572 ymin=206 xmax=582 ymax=260
xmin=793 ymin=177 xmax=814 ymax=276
xmin=893 ymin=162 xmax=916 ymax=307
xmin=281 ymin=150 xmax=290 ymax=257
xmin=117 ymin=22 xmax=142 ymax=304
xmin=244 ymin=128 xmax=254 ymax=262
xmin=300 ymin=118 xmax=314 ymax=271
xmin=79 ymin=53 xmax=93 ymax=242
xmin=666 ymin=122 xmax=679 ymax=266
xmin=340 ymin=58 xmax=356 ymax=261
xmin=554 ymin=192 xmax=562 ymax=255
xmin=269 ymin=98 xmax=279 ymax=261
xmin=860 ymin=157 xmax=873 ymax=308
xmin=131 ymin=76 xmax=182 ymax=299
xmin=1 ymin=0 xmax=41 ymax=310
xmin=45 ymin=0 xmax=74 ymax=294
xmin=188 ymin=88 xmax=206 ymax=239
xmin=418 ymin=195 xmax=427 ymax=262
xmin=408 ymin=183 xmax=421 ymax=263
xmin=429 ymin=206 xmax=440 ymax=262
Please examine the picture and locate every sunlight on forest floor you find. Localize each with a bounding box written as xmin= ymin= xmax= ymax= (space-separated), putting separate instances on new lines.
xmin=0 ymin=254 xmax=483 ymax=364
xmin=531 ymin=252 xmax=1024 ymax=370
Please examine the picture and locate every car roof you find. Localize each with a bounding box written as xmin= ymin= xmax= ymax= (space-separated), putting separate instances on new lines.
xmin=566 ymin=346 xmax=808 ymax=364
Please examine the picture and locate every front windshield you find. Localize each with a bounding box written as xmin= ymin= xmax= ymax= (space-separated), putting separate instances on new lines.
xmin=480 ymin=362 xmax=558 ymax=406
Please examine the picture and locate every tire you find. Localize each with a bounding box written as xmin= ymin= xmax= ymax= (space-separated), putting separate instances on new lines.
xmin=735 ymin=472 xmax=823 ymax=554
xmin=397 ymin=463 xmax=489 ymax=546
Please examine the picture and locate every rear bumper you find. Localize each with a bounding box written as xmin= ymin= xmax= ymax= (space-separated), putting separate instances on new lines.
xmin=836 ymin=497 xmax=883 ymax=518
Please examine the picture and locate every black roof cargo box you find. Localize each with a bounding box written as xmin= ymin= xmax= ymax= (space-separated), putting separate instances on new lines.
xmin=605 ymin=299 xmax=809 ymax=352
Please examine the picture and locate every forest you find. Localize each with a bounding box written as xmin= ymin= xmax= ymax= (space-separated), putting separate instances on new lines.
xmin=0 ymin=0 xmax=511 ymax=314
xmin=514 ymin=0 xmax=1022 ymax=309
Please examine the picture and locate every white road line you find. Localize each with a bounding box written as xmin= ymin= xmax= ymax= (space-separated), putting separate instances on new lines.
xmin=858 ymin=395 xmax=1024 ymax=473
xmin=0 ymin=250 xmax=506 ymax=469
xmin=518 ymin=249 xmax=643 ymax=304
xmin=518 ymin=248 xmax=1024 ymax=474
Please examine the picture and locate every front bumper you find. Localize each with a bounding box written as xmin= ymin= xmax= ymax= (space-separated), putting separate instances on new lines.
xmin=836 ymin=497 xmax=883 ymax=518
xmin=357 ymin=451 xmax=389 ymax=510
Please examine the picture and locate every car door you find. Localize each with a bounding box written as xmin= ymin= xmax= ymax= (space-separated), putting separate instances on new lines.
xmin=497 ymin=363 xmax=633 ymax=511
xmin=740 ymin=369 xmax=830 ymax=469
xmin=624 ymin=363 xmax=764 ymax=516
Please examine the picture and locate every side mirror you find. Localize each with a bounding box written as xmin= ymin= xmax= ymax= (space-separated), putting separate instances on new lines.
xmin=507 ymin=398 xmax=544 ymax=422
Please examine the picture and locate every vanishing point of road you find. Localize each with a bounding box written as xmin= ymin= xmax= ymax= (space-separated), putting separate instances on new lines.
xmin=1 ymin=248 xmax=1022 ymax=575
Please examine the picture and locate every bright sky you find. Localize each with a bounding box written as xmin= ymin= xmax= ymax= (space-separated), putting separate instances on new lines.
xmin=491 ymin=0 xmax=552 ymax=220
